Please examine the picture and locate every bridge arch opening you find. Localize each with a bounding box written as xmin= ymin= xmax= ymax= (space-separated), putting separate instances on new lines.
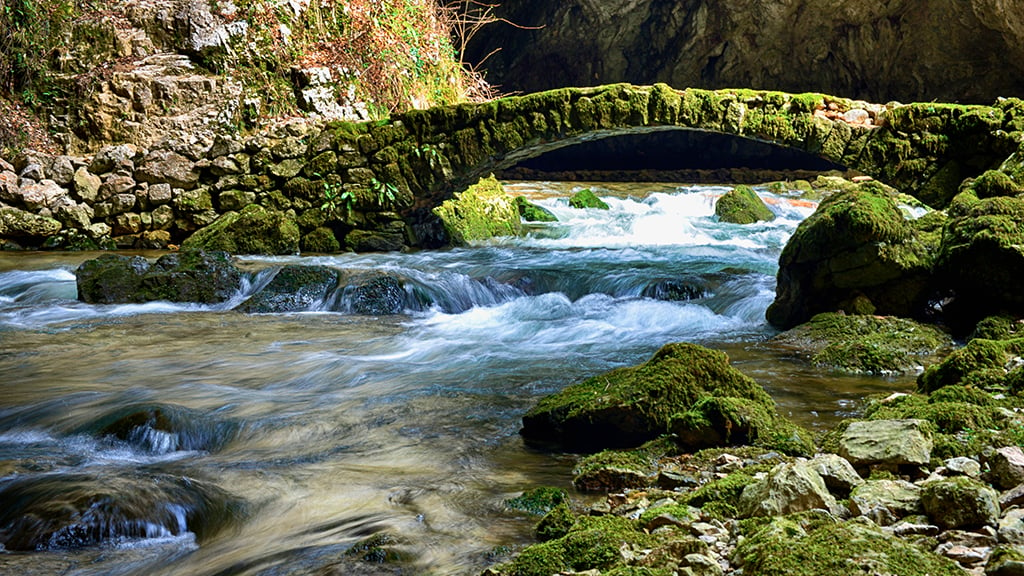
xmin=494 ymin=128 xmax=848 ymax=183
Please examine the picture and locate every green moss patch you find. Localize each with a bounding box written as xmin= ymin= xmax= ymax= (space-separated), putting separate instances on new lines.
xmin=433 ymin=175 xmax=521 ymax=245
xmin=715 ymin=185 xmax=776 ymax=224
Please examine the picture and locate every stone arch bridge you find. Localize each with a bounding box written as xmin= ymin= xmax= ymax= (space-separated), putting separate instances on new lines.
xmin=343 ymin=83 xmax=1023 ymax=246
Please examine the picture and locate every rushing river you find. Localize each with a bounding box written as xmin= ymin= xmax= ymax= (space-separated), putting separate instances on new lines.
xmin=0 ymin=182 xmax=915 ymax=575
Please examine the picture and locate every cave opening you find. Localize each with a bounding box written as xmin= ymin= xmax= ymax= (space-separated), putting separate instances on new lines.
xmin=497 ymin=129 xmax=848 ymax=183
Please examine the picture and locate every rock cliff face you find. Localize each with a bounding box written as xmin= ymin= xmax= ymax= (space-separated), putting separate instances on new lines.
xmin=468 ymin=0 xmax=1024 ymax=103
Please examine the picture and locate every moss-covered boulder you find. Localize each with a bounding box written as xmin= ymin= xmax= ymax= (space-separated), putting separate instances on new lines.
xmin=769 ymin=312 xmax=953 ymax=375
xmin=514 ymin=196 xmax=558 ymax=222
xmin=503 ymin=487 xmax=568 ymax=516
xmin=670 ymin=396 xmax=815 ymax=456
xmin=836 ymin=419 xmax=933 ymax=468
xmin=571 ymin=439 xmax=673 ymax=492
xmin=934 ymin=188 xmax=1024 ymax=332
xmin=766 ymin=184 xmax=938 ymax=329
xmin=568 ymin=188 xmax=609 ymax=210
xmin=921 ymin=477 xmax=1000 ymax=530
xmin=236 ymin=265 xmax=340 ymax=313
xmin=734 ymin=515 xmax=964 ymax=576
xmin=182 ymin=204 xmax=300 ymax=255
xmin=737 ymin=461 xmax=842 ymax=518
xmin=76 ymin=249 xmax=241 ymax=304
xmin=433 ymin=175 xmax=521 ymax=245
xmin=715 ymin=185 xmax=775 ymax=224
xmin=520 ymin=342 xmax=774 ymax=452
xmin=917 ymin=337 xmax=1024 ymax=393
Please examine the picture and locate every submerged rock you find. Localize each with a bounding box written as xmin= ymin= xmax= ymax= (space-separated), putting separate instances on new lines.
xmin=90 ymin=403 xmax=238 ymax=454
xmin=76 ymin=249 xmax=241 ymax=304
xmin=715 ymin=184 xmax=775 ymax=224
xmin=520 ymin=342 xmax=776 ymax=452
xmin=237 ymin=265 xmax=340 ymax=313
xmin=0 ymin=472 xmax=242 ymax=550
xmin=345 ymin=274 xmax=405 ymax=315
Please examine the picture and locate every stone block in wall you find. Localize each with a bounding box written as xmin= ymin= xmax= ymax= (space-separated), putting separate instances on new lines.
xmin=174 ymin=187 xmax=213 ymax=212
xmin=112 ymin=213 xmax=143 ymax=236
xmin=49 ymin=156 xmax=76 ymax=187
xmin=0 ymin=207 xmax=62 ymax=238
xmin=208 ymin=134 xmax=244 ymax=158
xmin=210 ymin=156 xmax=243 ymax=176
xmin=269 ymin=159 xmax=304 ymax=179
xmin=55 ymin=203 xmax=94 ymax=229
xmin=260 ymin=190 xmax=292 ymax=211
xmin=138 ymin=230 xmax=171 ymax=249
xmin=18 ymin=160 xmax=44 ymax=181
xmin=148 ymin=183 xmax=173 ymax=205
xmin=89 ymin=144 xmax=139 ymax=175
xmin=337 ymin=149 xmax=367 ymax=169
xmin=73 ymin=167 xmax=101 ymax=203
xmin=151 ymin=205 xmax=175 ymax=230
xmin=303 ymin=151 xmax=337 ymax=178
xmin=0 ymin=171 xmax=19 ymax=204
xmin=135 ymin=149 xmax=199 ymax=189
xmin=98 ymin=174 xmax=136 ymax=202
xmin=20 ymin=180 xmax=68 ymax=212
xmin=219 ymin=190 xmax=256 ymax=211
xmin=85 ymin=222 xmax=111 ymax=239
xmin=110 ymin=193 xmax=138 ymax=215
xmin=271 ymin=137 xmax=308 ymax=160
xmin=345 ymin=167 xmax=376 ymax=186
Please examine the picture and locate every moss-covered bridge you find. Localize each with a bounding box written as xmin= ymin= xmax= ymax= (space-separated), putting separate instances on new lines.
xmin=313 ymin=83 xmax=1022 ymax=247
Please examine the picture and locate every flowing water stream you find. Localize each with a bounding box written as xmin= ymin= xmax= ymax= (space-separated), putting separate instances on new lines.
xmin=0 ymin=182 xmax=915 ymax=575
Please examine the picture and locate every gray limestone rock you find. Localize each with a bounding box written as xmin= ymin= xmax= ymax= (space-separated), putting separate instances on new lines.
xmin=838 ymin=419 xmax=933 ymax=467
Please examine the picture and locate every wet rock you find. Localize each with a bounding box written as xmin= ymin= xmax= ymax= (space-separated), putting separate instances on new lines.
xmin=237 ymin=265 xmax=340 ymax=313
xmin=503 ymin=487 xmax=568 ymax=516
xmin=837 ymin=419 xmax=933 ymax=468
xmin=737 ymin=460 xmax=842 ymax=518
xmin=715 ymin=184 xmax=775 ymax=224
xmin=513 ymin=195 xmax=557 ymax=222
xmin=92 ymin=404 xmax=236 ymax=453
xmin=0 ymin=472 xmax=241 ymax=550
xmin=922 ymin=477 xmax=1000 ymax=530
xmin=567 ymin=188 xmax=609 ymax=210
xmin=989 ymin=447 xmax=1024 ymax=490
xmin=766 ymin=184 xmax=937 ymax=329
xmin=520 ymin=342 xmax=777 ymax=452
xmin=344 ymin=228 xmax=405 ymax=252
xmin=347 ymin=275 xmax=405 ymax=315
xmin=849 ymin=479 xmax=924 ymax=524
xmin=76 ymin=249 xmax=241 ymax=304
xmin=182 ymin=204 xmax=300 ymax=255
xmin=344 ymin=532 xmax=413 ymax=564
xmin=572 ymin=448 xmax=654 ymax=493
xmin=642 ymin=278 xmax=707 ymax=301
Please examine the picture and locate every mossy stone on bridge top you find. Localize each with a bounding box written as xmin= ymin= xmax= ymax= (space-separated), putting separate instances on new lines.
xmin=715 ymin=185 xmax=775 ymax=224
xmin=519 ymin=342 xmax=775 ymax=452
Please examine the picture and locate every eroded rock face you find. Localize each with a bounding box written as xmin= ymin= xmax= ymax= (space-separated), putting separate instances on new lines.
xmin=468 ymin=0 xmax=1024 ymax=103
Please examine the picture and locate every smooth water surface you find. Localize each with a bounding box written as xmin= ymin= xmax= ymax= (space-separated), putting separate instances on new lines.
xmin=0 ymin=182 xmax=915 ymax=575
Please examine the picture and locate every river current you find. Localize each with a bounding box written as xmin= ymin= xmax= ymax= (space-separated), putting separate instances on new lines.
xmin=0 ymin=182 xmax=914 ymax=575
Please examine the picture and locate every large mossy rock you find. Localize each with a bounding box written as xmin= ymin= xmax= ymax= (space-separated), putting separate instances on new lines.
xmin=76 ymin=250 xmax=241 ymax=304
xmin=734 ymin=515 xmax=963 ymax=576
xmin=520 ymin=342 xmax=775 ymax=452
xmin=835 ymin=419 xmax=933 ymax=468
xmin=769 ymin=312 xmax=953 ymax=375
xmin=766 ymin=184 xmax=938 ymax=329
xmin=715 ymin=185 xmax=775 ymax=224
xmin=921 ymin=477 xmax=1000 ymax=530
xmin=917 ymin=336 xmax=1024 ymax=393
xmin=432 ymin=174 xmax=521 ymax=245
xmin=669 ymin=396 xmax=814 ymax=456
xmin=236 ymin=265 xmax=340 ymax=313
xmin=934 ymin=186 xmax=1024 ymax=332
xmin=182 ymin=204 xmax=300 ymax=255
